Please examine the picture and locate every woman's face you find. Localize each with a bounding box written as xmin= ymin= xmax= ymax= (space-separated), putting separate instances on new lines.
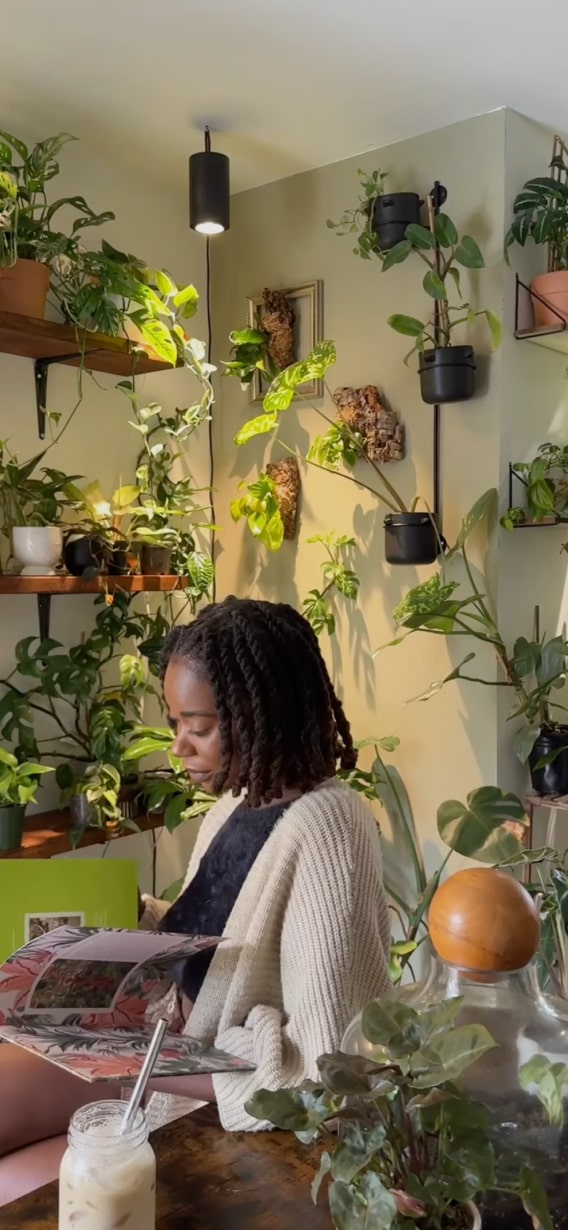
xmin=164 ymin=657 xmax=237 ymax=794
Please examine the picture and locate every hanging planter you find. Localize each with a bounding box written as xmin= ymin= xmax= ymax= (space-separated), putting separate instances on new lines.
xmin=384 ymin=512 xmax=442 ymax=566
xmin=333 ymin=386 xmax=405 ymax=462
xmin=372 ymin=192 xmax=422 ymax=251
xmin=529 ymin=726 xmax=568 ymax=796
xmin=418 ymin=346 xmax=476 ymax=405
xmin=266 ymin=456 xmax=301 ymax=540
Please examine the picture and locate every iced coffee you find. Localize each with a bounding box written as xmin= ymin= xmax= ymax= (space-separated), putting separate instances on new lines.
xmin=59 ymin=1100 xmax=156 ymax=1230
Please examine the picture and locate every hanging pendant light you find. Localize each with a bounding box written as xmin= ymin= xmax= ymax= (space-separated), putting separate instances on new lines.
xmin=189 ymin=127 xmax=230 ymax=235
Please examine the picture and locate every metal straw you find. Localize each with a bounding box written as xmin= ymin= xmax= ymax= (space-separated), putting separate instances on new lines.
xmin=120 ymin=1018 xmax=168 ymax=1135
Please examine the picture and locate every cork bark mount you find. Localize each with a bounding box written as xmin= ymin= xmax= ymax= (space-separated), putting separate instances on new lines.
xmin=334 ymin=385 xmax=405 ymax=463
xmin=262 ymin=288 xmax=296 ymax=371
xmin=266 ymin=457 xmax=301 ymax=541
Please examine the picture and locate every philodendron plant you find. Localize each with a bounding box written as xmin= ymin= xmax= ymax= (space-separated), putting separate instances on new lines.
xmin=383 ymin=211 xmax=502 ymax=361
xmin=247 ymin=998 xmax=552 ymax=1230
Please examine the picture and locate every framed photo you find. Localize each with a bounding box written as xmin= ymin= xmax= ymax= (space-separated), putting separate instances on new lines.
xmin=25 ymin=912 xmax=85 ymax=944
xmin=247 ymin=280 xmax=323 ymax=404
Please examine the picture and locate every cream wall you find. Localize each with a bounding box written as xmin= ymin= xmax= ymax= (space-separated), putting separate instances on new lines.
xmin=211 ymin=111 xmax=507 ymax=884
xmin=0 ymin=136 xmax=214 ymax=893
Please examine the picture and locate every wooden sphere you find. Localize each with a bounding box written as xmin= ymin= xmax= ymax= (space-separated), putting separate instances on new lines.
xmin=428 ymin=868 xmax=540 ymax=971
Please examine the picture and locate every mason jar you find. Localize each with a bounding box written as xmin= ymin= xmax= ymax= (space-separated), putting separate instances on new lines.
xmin=58 ymin=1100 xmax=156 ymax=1230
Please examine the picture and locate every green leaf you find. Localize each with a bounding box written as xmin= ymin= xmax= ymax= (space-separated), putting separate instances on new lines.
xmin=413 ymin=1023 xmax=497 ymax=1087
xmin=263 ymin=340 xmax=336 ymax=413
xmin=329 ymin=1174 xmax=396 ymax=1230
xmin=484 ymin=309 xmax=503 ymax=350
xmin=380 ymin=240 xmax=412 ymax=271
xmin=447 ymin=488 xmax=497 ymax=556
xmin=512 ymin=723 xmax=541 ymax=764
xmin=387 ymin=314 xmax=424 ymax=337
xmin=519 ymin=1054 xmax=568 ymax=1126
xmin=423 ymin=270 xmax=447 ymax=300
xmin=230 ymin=327 xmax=267 ymax=346
xmin=437 ymin=786 xmax=528 ymax=862
xmin=245 ymin=1086 xmax=331 ymax=1139
xmin=434 ymin=213 xmax=458 ymax=247
xmin=519 ymin=1165 xmax=554 ymax=1230
xmin=406 ymin=223 xmax=437 ymax=250
xmin=454 ymin=235 xmax=485 ymax=269
xmin=172 ymin=283 xmax=199 ymax=317
xmin=361 ymin=999 xmax=422 ymax=1056
xmin=234 ymin=413 xmax=278 ymax=445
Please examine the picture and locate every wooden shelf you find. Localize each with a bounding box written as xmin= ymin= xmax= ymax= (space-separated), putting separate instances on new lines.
xmin=0 ymin=310 xmax=180 ymax=376
xmin=0 ymin=809 xmax=164 ymax=859
xmin=524 ymin=792 xmax=568 ymax=812
xmin=514 ymin=516 xmax=564 ymax=528
xmin=0 ymin=574 xmax=190 ymax=595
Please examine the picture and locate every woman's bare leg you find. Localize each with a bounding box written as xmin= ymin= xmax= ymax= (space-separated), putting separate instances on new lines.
xmin=0 ymin=1135 xmax=67 ymax=1207
xmin=0 ymin=1044 xmax=122 ymax=1157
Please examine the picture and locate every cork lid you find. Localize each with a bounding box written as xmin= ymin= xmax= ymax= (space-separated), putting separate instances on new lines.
xmin=428 ymin=868 xmax=540 ymax=971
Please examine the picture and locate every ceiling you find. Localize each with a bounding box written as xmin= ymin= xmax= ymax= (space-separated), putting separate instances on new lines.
xmin=2 ymin=0 xmax=568 ymax=195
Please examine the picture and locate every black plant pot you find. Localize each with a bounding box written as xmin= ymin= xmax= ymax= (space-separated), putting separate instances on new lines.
xmin=140 ymin=544 xmax=171 ymax=575
xmin=372 ymin=193 xmax=422 ymax=251
xmin=529 ymin=726 xmax=568 ymax=796
xmin=418 ymin=346 xmax=476 ymax=405
xmin=63 ymin=534 xmax=104 ymax=577
xmin=384 ymin=513 xmax=443 ymax=566
xmin=107 ymin=538 xmax=130 ymax=575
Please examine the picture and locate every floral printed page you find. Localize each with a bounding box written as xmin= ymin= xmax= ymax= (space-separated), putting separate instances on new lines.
xmin=0 ymin=926 xmax=248 ymax=1082
xmin=0 ymin=1021 xmax=254 ymax=1083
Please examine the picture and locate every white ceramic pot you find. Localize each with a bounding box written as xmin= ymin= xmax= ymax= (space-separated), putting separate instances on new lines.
xmin=466 ymin=1202 xmax=482 ymax=1230
xmin=12 ymin=526 xmax=63 ymax=575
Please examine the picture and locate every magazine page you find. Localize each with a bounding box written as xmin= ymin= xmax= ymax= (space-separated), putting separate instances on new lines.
xmin=0 ymin=1020 xmax=254 ymax=1083
xmin=0 ymin=926 xmax=223 ymax=1029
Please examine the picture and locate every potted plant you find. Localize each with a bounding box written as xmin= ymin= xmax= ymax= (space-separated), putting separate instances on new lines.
xmin=506 ymin=164 xmax=568 ymax=328
xmin=328 ymin=168 xmax=422 ymax=256
xmin=233 ymin=339 xmax=442 ymax=566
xmin=62 ymin=761 xmax=144 ymax=844
xmin=382 ymin=489 xmax=568 ymax=792
xmin=383 ymin=206 xmax=502 ymax=404
xmin=0 ymin=442 xmax=83 ymax=574
xmin=246 ymin=998 xmax=551 ymax=1230
xmin=0 ymin=746 xmax=53 ymax=851
xmin=0 ymin=130 xmax=114 ymax=317
xmin=501 ymin=442 xmax=568 ymax=532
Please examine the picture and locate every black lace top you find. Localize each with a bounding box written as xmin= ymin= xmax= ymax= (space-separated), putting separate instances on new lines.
xmin=160 ymin=799 xmax=288 ymax=1001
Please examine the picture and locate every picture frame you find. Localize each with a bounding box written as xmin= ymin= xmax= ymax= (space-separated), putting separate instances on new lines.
xmin=247 ymin=280 xmax=324 ymax=404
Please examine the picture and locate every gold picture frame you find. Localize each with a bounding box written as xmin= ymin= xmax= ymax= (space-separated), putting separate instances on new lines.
xmin=247 ymin=280 xmax=324 ymax=404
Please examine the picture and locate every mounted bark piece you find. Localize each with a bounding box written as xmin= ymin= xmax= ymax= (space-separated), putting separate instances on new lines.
xmin=262 ymin=289 xmax=296 ymax=370
xmin=334 ymin=385 xmax=405 ymax=463
xmin=266 ymin=457 xmax=301 ymax=540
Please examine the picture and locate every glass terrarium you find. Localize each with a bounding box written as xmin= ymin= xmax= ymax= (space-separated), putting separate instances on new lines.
xmin=343 ymin=869 xmax=568 ymax=1229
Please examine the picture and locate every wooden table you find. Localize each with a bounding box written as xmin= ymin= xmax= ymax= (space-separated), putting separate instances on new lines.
xmin=0 ymin=1105 xmax=330 ymax=1229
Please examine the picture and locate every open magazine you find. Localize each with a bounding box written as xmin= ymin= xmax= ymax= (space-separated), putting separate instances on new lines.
xmin=0 ymin=926 xmax=254 ymax=1083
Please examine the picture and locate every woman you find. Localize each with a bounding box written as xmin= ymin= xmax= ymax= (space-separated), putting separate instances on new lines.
xmin=0 ymin=597 xmax=391 ymax=1203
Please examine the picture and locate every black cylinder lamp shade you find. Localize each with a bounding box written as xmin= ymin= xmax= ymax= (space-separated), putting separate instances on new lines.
xmin=189 ymin=146 xmax=230 ymax=235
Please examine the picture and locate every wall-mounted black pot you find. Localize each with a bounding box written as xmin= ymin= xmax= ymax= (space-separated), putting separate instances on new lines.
xmin=529 ymin=726 xmax=568 ymax=796
xmin=372 ymin=193 xmax=422 ymax=251
xmin=63 ymin=534 xmax=104 ymax=577
xmin=384 ymin=513 xmax=443 ymax=566
xmin=418 ymin=346 xmax=476 ymax=405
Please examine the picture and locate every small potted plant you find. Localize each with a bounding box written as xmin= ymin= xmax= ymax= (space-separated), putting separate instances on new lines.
xmin=124 ymin=725 xmax=212 ymax=832
xmin=233 ymin=339 xmax=442 ymax=566
xmin=246 ymin=998 xmax=551 ymax=1230
xmin=384 ymin=207 xmax=502 ymax=404
xmin=0 ymin=746 xmax=53 ymax=851
xmin=506 ymin=162 xmax=568 ymax=327
xmin=0 ymin=441 xmax=83 ymax=574
xmin=63 ymin=762 xmax=143 ymax=844
xmin=328 ymin=168 xmax=422 ymax=256
xmin=501 ymin=442 xmax=568 ymax=532
xmin=0 ymin=129 xmax=114 ymax=317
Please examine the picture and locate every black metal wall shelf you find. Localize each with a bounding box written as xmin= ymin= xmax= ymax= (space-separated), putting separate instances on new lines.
xmin=514 ymin=275 xmax=568 ymax=356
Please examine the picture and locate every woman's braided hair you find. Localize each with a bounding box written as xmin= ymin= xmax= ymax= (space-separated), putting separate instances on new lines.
xmin=161 ymin=596 xmax=357 ymax=807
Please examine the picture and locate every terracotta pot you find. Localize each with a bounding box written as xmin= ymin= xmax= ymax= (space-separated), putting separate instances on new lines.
xmin=0 ymin=259 xmax=50 ymax=317
xmin=531 ymin=271 xmax=568 ymax=328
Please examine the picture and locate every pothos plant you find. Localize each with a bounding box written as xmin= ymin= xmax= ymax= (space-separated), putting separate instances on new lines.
xmin=383 ymin=210 xmax=502 ymax=360
xmin=230 ymin=474 xmax=285 ymax=552
xmin=247 ymin=998 xmax=553 ymax=1230
xmin=327 ymin=167 xmax=389 ymax=259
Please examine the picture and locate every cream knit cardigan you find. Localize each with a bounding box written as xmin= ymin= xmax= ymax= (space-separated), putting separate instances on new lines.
xmin=141 ymin=777 xmax=391 ymax=1133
